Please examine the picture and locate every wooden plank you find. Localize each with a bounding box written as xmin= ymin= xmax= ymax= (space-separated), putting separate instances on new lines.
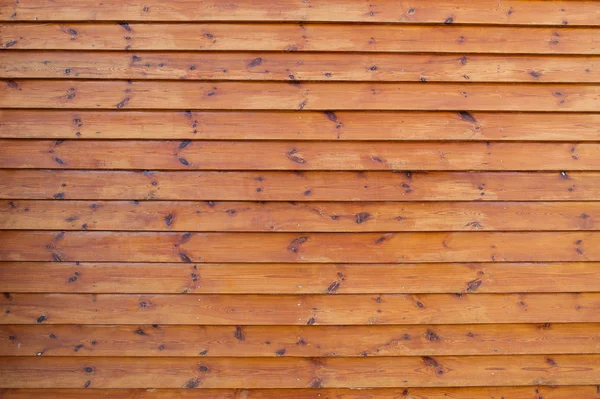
xmin=0 ymin=231 xmax=598 ymax=263
xmin=2 ymin=52 xmax=599 ymax=83
xmin=1 ymin=170 xmax=598 ymax=201
xmin=2 ymin=293 xmax=600 ymax=325
xmin=2 ymin=24 xmax=600 ymax=54
xmin=2 ymin=262 xmax=599 ymax=294
xmin=2 ymin=355 xmax=600 ymax=388
xmin=3 ymin=140 xmax=600 ymax=171
xmin=2 ymin=200 xmax=598 ymax=232
xmin=2 ymin=0 xmax=599 ymax=25
xmin=0 ymin=387 xmax=597 ymax=399
xmin=3 ymin=324 xmax=600 ymax=357
xmin=3 ymin=80 xmax=600 ymax=111
xmin=3 ymin=110 xmax=599 ymax=141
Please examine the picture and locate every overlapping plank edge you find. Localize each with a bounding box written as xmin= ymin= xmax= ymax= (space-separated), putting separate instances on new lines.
xmin=1 ymin=170 xmax=598 ymax=201
xmin=2 ymin=110 xmax=599 ymax=141
xmin=2 ymin=323 xmax=600 ymax=356
xmin=1 ymin=24 xmax=599 ymax=54
xmin=2 ymin=355 xmax=600 ymax=387
xmin=2 ymin=200 xmax=597 ymax=231
xmin=2 ymin=52 xmax=599 ymax=82
xmin=0 ymin=387 xmax=599 ymax=399
xmin=2 ymin=262 xmax=600 ymax=293
xmin=3 ymin=140 xmax=600 ymax=170
xmin=2 ymin=0 xmax=600 ymax=25
xmin=2 ymin=81 xmax=600 ymax=111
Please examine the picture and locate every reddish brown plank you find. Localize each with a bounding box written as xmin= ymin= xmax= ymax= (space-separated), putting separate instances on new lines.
xmin=3 ymin=140 xmax=600 ymax=171
xmin=2 ymin=0 xmax=599 ymax=25
xmin=2 ymin=293 xmax=599 ymax=325
xmin=1 ymin=356 xmax=600 ymax=388
xmin=1 ymin=262 xmax=599 ymax=294
xmin=3 ymin=80 xmax=600 ymax=111
xmin=2 ymin=110 xmax=599 ymax=141
xmin=2 ymin=24 xmax=599 ymax=54
xmin=2 ymin=52 xmax=599 ymax=82
xmin=1 ymin=170 xmax=597 ymax=201
xmin=0 ymin=231 xmax=598 ymax=263
xmin=0 ymin=387 xmax=597 ymax=399
xmin=2 ymin=200 xmax=598 ymax=232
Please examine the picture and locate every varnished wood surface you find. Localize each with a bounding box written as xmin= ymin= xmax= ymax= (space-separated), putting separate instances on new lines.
xmin=3 ymin=0 xmax=599 ymax=25
xmin=2 ymin=52 xmax=599 ymax=82
xmin=3 ymin=110 xmax=599 ymax=141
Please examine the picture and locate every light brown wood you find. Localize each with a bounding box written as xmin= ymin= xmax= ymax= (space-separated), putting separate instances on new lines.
xmin=0 ymin=387 xmax=597 ymax=399
xmin=3 ymin=80 xmax=600 ymax=111
xmin=3 ymin=140 xmax=600 ymax=171
xmin=3 ymin=200 xmax=597 ymax=232
xmin=2 ymin=24 xmax=599 ymax=54
xmin=3 ymin=0 xmax=599 ymax=25
xmin=2 ymin=110 xmax=599 ymax=141
xmin=2 ymin=293 xmax=600 ymax=325
xmin=2 ymin=262 xmax=599 ymax=294
xmin=2 ymin=355 xmax=600 ymax=388
xmin=0 ymin=231 xmax=598 ymax=263
xmin=2 ymin=52 xmax=599 ymax=82
xmin=3 ymin=323 xmax=599 ymax=357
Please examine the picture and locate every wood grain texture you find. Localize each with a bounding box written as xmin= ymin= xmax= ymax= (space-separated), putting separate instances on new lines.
xmin=0 ymin=387 xmax=598 ymax=399
xmin=1 ymin=170 xmax=597 ymax=201
xmin=2 ymin=200 xmax=597 ymax=232
xmin=2 ymin=52 xmax=599 ymax=82
xmin=2 ymin=24 xmax=599 ymax=54
xmin=3 ymin=140 xmax=600 ymax=171
xmin=2 ymin=355 xmax=600 ymax=388
xmin=3 ymin=80 xmax=600 ymax=111
xmin=2 ymin=110 xmax=600 ymax=141
xmin=2 ymin=262 xmax=599 ymax=294
xmin=0 ymin=231 xmax=597 ymax=263
xmin=3 ymin=0 xmax=599 ymax=25
xmin=3 ymin=323 xmax=600 ymax=357
xmin=2 ymin=293 xmax=600 ymax=325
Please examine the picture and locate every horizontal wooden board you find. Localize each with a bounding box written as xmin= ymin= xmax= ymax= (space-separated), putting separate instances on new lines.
xmin=0 ymin=231 xmax=598 ymax=263
xmin=3 ymin=0 xmax=599 ymax=25
xmin=2 ymin=52 xmax=599 ymax=82
xmin=0 ymin=170 xmax=597 ymax=201
xmin=3 ymin=110 xmax=599 ymax=141
xmin=2 ymin=200 xmax=598 ymax=232
xmin=2 ymin=355 xmax=600 ymax=388
xmin=2 ymin=323 xmax=600 ymax=357
xmin=2 ymin=24 xmax=600 ymax=54
xmin=2 ymin=293 xmax=600 ymax=325
xmin=2 ymin=262 xmax=599 ymax=294
xmin=3 ymin=80 xmax=600 ymax=111
xmin=3 ymin=140 xmax=600 ymax=171
xmin=0 ymin=387 xmax=597 ymax=399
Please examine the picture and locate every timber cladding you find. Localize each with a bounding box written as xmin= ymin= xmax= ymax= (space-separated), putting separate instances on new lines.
xmin=0 ymin=0 xmax=599 ymax=398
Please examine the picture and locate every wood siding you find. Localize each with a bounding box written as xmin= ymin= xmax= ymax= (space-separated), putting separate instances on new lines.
xmin=1 ymin=0 xmax=600 ymax=397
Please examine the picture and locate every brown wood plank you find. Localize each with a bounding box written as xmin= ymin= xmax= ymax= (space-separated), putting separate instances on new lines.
xmin=2 ymin=200 xmax=598 ymax=232
xmin=0 ymin=387 xmax=597 ymax=399
xmin=2 ymin=293 xmax=600 ymax=325
xmin=3 ymin=140 xmax=600 ymax=171
xmin=0 ymin=231 xmax=598 ymax=263
xmin=3 ymin=323 xmax=600 ymax=357
xmin=0 ymin=170 xmax=597 ymax=201
xmin=1 ymin=355 xmax=600 ymax=388
xmin=2 ymin=24 xmax=599 ymax=54
xmin=2 ymin=262 xmax=599 ymax=294
xmin=2 ymin=110 xmax=599 ymax=141
xmin=3 ymin=80 xmax=600 ymax=111
xmin=2 ymin=52 xmax=599 ymax=82
xmin=3 ymin=0 xmax=599 ymax=25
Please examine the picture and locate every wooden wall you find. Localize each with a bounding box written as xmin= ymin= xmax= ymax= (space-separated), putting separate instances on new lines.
xmin=1 ymin=0 xmax=600 ymax=397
